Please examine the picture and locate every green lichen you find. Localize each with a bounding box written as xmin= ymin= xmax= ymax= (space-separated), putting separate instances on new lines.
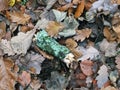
xmin=35 ymin=30 xmax=70 ymax=59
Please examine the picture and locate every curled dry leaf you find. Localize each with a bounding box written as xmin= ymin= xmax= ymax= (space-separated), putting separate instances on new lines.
xmin=101 ymin=86 xmax=117 ymax=90
xmin=46 ymin=21 xmax=64 ymax=37
xmin=0 ymin=57 xmax=18 ymax=90
xmin=34 ymin=45 xmax=54 ymax=60
xmin=103 ymin=27 xmax=116 ymax=41
xmin=18 ymin=71 xmax=31 ymax=87
xmin=6 ymin=11 xmax=31 ymax=25
xmin=73 ymin=28 xmax=92 ymax=42
xmin=80 ymin=60 xmax=94 ymax=76
xmin=74 ymin=0 xmax=85 ymax=18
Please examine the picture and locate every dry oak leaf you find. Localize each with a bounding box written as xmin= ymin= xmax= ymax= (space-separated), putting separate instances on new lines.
xmin=73 ymin=28 xmax=92 ymax=42
xmin=65 ymin=38 xmax=78 ymax=49
xmin=101 ymin=86 xmax=117 ymax=90
xmin=46 ymin=21 xmax=64 ymax=37
xmin=6 ymin=11 xmax=31 ymax=25
xmin=103 ymin=27 xmax=116 ymax=41
xmin=18 ymin=71 xmax=31 ymax=87
xmin=0 ymin=57 xmax=18 ymax=90
xmin=74 ymin=0 xmax=85 ymax=18
xmin=80 ymin=60 xmax=94 ymax=76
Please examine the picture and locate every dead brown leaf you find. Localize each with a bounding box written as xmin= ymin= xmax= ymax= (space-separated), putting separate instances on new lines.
xmin=6 ymin=11 xmax=31 ymax=25
xmin=73 ymin=28 xmax=92 ymax=42
xmin=74 ymin=0 xmax=85 ymax=18
xmin=65 ymin=38 xmax=78 ymax=49
xmin=18 ymin=71 xmax=31 ymax=87
xmin=80 ymin=60 xmax=93 ymax=76
xmin=46 ymin=21 xmax=64 ymax=37
xmin=103 ymin=27 xmax=116 ymax=41
xmin=0 ymin=57 xmax=18 ymax=90
xmin=0 ymin=21 xmax=6 ymax=41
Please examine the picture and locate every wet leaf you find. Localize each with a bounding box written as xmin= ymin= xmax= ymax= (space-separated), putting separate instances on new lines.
xmin=73 ymin=28 xmax=92 ymax=42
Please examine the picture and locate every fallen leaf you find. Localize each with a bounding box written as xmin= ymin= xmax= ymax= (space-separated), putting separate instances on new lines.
xmin=103 ymin=27 xmax=116 ymax=41
xmin=18 ymin=71 xmax=31 ymax=87
xmin=65 ymin=38 xmax=78 ymax=49
xmin=0 ymin=21 xmax=6 ymax=41
xmin=45 ymin=0 xmax=57 ymax=10
xmin=46 ymin=21 xmax=64 ymax=37
xmin=72 ymin=0 xmax=80 ymax=4
xmin=115 ymin=54 xmax=120 ymax=70
xmin=74 ymin=0 xmax=85 ymax=18
xmin=73 ymin=28 xmax=92 ymax=42
xmin=0 ymin=0 xmax=8 ymax=11
xmin=78 ymin=46 xmax=99 ymax=61
xmin=99 ymin=39 xmax=117 ymax=57
xmin=58 ymin=3 xmax=73 ymax=11
xmin=7 ymin=11 xmax=31 ymax=25
xmin=0 ymin=57 xmax=18 ymax=90
xmin=80 ymin=60 xmax=94 ymax=76
xmin=11 ymin=29 xmax=36 ymax=55
xmin=9 ymin=0 xmax=15 ymax=6
xmin=96 ymin=65 xmax=109 ymax=88
xmin=34 ymin=45 xmax=54 ymax=60
xmin=101 ymin=86 xmax=117 ymax=90
xmin=0 ymin=39 xmax=15 ymax=56
xmin=52 ymin=9 xmax=67 ymax=22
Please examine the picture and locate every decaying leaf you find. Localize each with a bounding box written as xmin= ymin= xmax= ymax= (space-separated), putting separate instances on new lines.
xmin=11 ymin=29 xmax=36 ymax=55
xmin=46 ymin=21 xmax=64 ymax=37
xmin=73 ymin=28 xmax=92 ymax=42
xmin=80 ymin=60 xmax=94 ymax=76
xmin=0 ymin=22 xmax=6 ymax=41
xmin=0 ymin=39 xmax=15 ymax=56
xmin=96 ymin=65 xmax=109 ymax=88
xmin=99 ymin=39 xmax=117 ymax=57
xmin=74 ymin=0 xmax=85 ymax=18
xmin=6 ymin=11 xmax=31 ymax=25
xmin=18 ymin=71 xmax=31 ymax=87
xmin=101 ymin=86 xmax=117 ymax=90
xmin=78 ymin=46 xmax=99 ymax=61
xmin=0 ymin=57 xmax=18 ymax=90
xmin=58 ymin=3 xmax=73 ymax=11
xmin=103 ymin=27 xmax=116 ymax=41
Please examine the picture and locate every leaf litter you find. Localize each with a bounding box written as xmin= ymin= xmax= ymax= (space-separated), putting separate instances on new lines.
xmin=0 ymin=0 xmax=120 ymax=90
